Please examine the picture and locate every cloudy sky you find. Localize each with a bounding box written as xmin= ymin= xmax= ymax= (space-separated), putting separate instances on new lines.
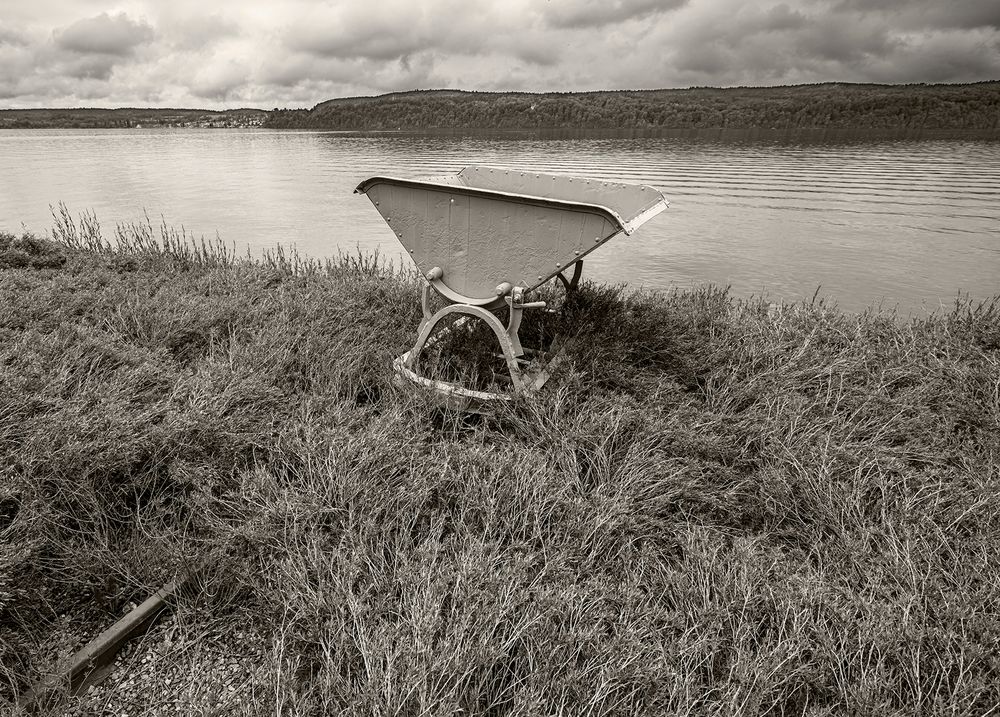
xmin=1 ymin=0 xmax=998 ymax=109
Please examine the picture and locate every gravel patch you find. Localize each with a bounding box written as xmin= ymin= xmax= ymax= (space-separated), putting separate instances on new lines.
xmin=64 ymin=610 xmax=270 ymax=717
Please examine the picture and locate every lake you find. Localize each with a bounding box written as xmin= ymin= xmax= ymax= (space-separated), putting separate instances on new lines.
xmin=1 ymin=128 xmax=997 ymax=313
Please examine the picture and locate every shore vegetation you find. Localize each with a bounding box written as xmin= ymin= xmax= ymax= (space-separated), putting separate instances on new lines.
xmin=1 ymin=212 xmax=999 ymax=715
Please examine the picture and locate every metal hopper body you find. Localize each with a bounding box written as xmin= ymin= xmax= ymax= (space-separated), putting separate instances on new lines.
xmin=355 ymin=165 xmax=668 ymax=410
xmin=356 ymin=165 xmax=667 ymax=307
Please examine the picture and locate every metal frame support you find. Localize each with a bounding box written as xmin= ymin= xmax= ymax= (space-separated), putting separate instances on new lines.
xmin=556 ymin=260 xmax=584 ymax=292
xmin=406 ymin=303 xmax=529 ymax=393
xmin=400 ymin=275 xmax=572 ymax=411
xmin=419 ymin=281 xmax=434 ymax=332
xmin=504 ymin=287 xmax=546 ymax=356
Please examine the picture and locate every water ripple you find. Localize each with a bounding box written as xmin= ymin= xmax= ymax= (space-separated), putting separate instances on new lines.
xmin=1 ymin=128 xmax=997 ymax=313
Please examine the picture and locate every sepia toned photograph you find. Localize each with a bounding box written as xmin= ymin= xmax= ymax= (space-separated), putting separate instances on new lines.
xmin=1 ymin=1 xmax=999 ymax=715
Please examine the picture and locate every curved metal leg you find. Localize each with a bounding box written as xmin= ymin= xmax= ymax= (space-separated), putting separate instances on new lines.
xmin=506 ymin=304 xmax=524 ymax=356
xmin=419 ymin=281 xmax=433 ymax=331
xmin=568 ymin=260 xmax=583 ymax=290
xmin=556 ymin=260 xmax=584 ymax=292
xmin=406 ymin=304 xmax=527 ymax=393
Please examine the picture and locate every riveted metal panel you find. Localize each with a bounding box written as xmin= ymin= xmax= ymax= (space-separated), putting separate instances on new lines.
xmin=446 ymin=192 xmax=471 ymax=294
xmin=469 ymin=194 xmax=505 ymax=292
xmin=456 ymin=166 xmax=665 ymax=234
xmin=356 ymin=166 xmax=667 ymax=302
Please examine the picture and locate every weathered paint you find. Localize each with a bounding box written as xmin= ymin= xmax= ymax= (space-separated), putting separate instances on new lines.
xmin=356 ymin=165 xmax=668 ymax=304
xmin=455 ymin=166 xmax=665 ymax=234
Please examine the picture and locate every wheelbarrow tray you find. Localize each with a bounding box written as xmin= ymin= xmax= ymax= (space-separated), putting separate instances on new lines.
xmin=355 ymin=165 xmax=668 ymax=305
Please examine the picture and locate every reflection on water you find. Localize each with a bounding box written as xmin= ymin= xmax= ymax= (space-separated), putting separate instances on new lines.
xmin=1 ymin=128 xmax=997 ymax=313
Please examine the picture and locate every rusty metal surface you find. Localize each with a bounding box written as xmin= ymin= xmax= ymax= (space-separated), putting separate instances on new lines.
xmin=355 ymin=165 xmax=667 ymax=304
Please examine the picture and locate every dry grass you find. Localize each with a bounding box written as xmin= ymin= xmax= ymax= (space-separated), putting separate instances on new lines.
xmin=1 ymin=211 xmax=998 ymax=716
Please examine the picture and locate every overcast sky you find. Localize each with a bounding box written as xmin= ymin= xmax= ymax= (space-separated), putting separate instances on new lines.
xmin=1 ymin=0 xmax=998 ymax=109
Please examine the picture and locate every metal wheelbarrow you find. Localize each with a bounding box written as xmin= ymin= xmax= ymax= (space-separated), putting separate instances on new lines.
xmin=355 ymin=165 xmax=668 ymax=410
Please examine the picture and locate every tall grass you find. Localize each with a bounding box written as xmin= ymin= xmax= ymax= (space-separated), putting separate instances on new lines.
xmin=1 ymin=212 xmax=998 ymax=715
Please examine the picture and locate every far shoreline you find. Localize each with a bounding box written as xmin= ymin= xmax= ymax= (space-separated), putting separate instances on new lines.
xmin=3 ymin=125 xmax=998 ymax=144
xmin=3 ymin=81 xmax=999 ymax=132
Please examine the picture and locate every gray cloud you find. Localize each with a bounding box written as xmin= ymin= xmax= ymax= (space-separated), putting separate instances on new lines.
xmin=57 ymin=53 xmax=118 ymax=80
xmin=0 ymin=0 xmax=998 ymax=109
xmin=279 ymin=0 xmax=563 ymax=93
xmin=759 ymin=4 xmax=808 ymax=32
xmin=257 ymin=55 xmax=319 ymax=88
xmin=797 ymin=15 xmax=899 ymax=63
xmin=167 ymin=14 xmax=241 ymax=50
xmin=54 ymin=12 xmax=154 ymax=56
xmin=190 ymin=64 xmax=248 ymax=100
xmin=258 ymin=51 xmax=440 ymax=97
xmin=543 ymin=0 xmax=687 ymax=29
xmin=0 ymin=26 xmax=28 ymax=47
xmin=283 ymin=2 xmax=545 ymax=65
xmin=661 ymin=1 xmax=1000 ymax=88
xmin=293 ymin=25 xmax=424 ymax=63
xmin=881 ymin=29 xmax=1000 ymax=83
xmin=286 ymin=3 xmax=447 ymax=61
xmin=832 ymin=0 xmax=1000 ymax=31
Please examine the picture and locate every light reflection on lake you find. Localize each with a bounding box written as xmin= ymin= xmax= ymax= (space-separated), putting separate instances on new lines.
xmin=1 ymin=128 xmax=997 ymax=313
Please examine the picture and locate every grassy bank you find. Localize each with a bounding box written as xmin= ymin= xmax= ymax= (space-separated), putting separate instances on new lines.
xmin=2 ymin=215 xmax=999 ymax=715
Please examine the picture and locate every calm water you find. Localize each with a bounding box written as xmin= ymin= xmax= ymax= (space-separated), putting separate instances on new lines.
xmin=1 ymin=128 xmax=997 ymax=313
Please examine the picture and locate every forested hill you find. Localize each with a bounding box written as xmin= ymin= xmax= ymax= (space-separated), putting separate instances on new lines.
xmin=265 ymin=83 xmax=1000 ymax=131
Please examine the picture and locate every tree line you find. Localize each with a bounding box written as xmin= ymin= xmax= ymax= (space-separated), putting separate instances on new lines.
xmin=265 ymin=83 xmax=1000 ymax=131
xmin=4 ymin=84 xmax=996 ymax=131
xmin=0 ymin=108 xmax=267 ymax=129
